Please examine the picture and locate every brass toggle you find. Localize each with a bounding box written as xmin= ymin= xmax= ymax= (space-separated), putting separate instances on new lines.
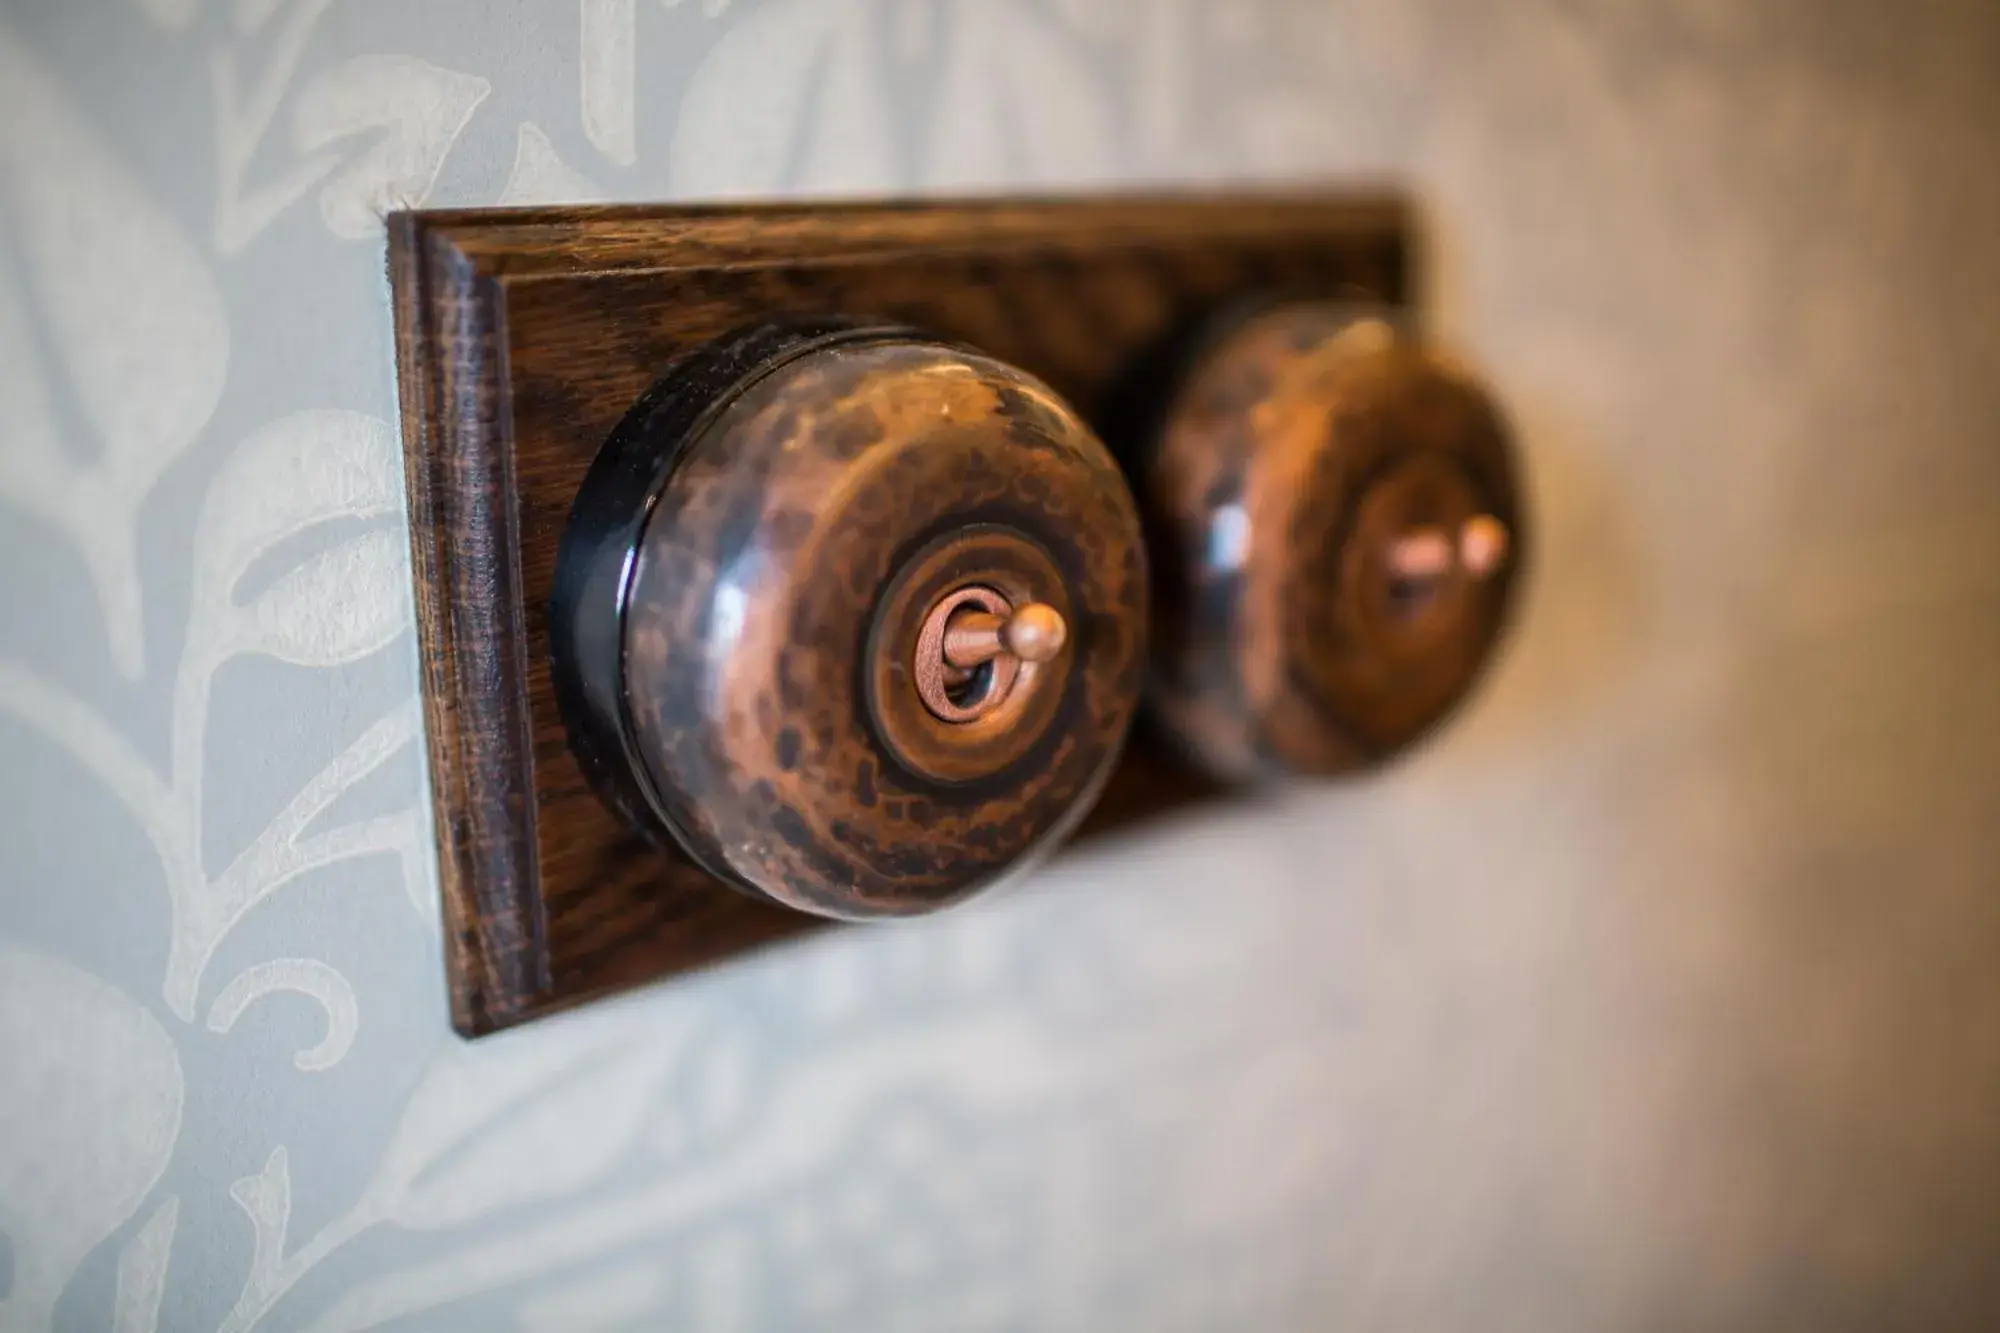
xmin=1385 ymin=514 xmax=1511 ymax=584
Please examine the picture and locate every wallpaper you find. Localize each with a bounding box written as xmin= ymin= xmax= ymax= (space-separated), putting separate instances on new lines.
xmin=2 ymin=1 xmax=1999 ymax=1330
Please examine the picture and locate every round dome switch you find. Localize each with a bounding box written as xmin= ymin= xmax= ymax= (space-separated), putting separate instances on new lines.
xmin=1142 ymin=305 xmax=1525 ymax=781
xmin=553 ymin=324 xmax=1147 ymax=919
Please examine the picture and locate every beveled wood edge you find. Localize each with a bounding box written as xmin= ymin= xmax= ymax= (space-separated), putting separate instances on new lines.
xmin=390 ymin=215 xmax=551 ymax=1035
xmin=392 ymin=189 xmax=1412 ymax=280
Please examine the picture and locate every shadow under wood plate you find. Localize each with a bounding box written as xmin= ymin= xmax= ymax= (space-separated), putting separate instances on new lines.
xmin=389 ymin=194 xmax=1410 ymax=1036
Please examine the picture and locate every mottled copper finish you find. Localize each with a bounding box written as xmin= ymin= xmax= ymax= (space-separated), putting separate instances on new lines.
xmin=1143 ymin=303 xmax=1525 ymax=781
xmin=620 ymin=336 xmax=1147 ymax=920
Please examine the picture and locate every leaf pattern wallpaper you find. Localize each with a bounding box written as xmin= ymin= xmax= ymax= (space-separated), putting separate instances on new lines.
xmin=2 ymin=1 xmax=1999 ymax=1329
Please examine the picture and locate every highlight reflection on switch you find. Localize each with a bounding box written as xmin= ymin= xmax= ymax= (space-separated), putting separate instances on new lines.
xmin=1139 ymin=305 xmax=1526 ymax=782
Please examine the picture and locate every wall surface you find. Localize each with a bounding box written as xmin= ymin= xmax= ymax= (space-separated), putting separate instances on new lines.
xmin=3 ymin=1 xmax=1999 ymax=1330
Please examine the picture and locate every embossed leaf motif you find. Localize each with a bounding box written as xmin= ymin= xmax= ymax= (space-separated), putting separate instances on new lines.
xmin=241 ymin=526 xmax=408 ymax=665
xmin=207 ymin=959 xmax=360 ymax=1073
xmin=134 ymin=0 xmax=198 ymax=29
xmin=364 ymin=1025 xmax=688 ymax=1231
xmin=498 ymin=122 xmax=604 ymax=207
xmin=925 ymin=0 xmax=1115 ymax=186
xmin=669 ymin=0 xmax=895 ymax=195
xmin=668 ymin=0 xmax=1114 ymax=196
xmin=112 ymin=1198 xmax=178 ymax=1333
xmin=292 ymin=54 xmax=490 ymax=238
xmin=228 ymin=1147 xmax=292 ymax=1303
xmin=188 ymin=410 xmax=407 ymax=668
xmin=0 ymin=27 xmax=228 ymax=678
xmin=233 ymin=0 xmax=289 ymax=32
xmin=0 ymin=943 xmax=184 ymax=1333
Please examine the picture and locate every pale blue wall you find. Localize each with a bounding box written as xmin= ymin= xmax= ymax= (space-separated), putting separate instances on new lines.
xmin=3 ymin=2 xmax=1998 ymax=1330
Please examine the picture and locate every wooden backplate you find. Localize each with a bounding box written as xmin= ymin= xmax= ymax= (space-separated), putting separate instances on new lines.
xmin=389 ymin=195 xmax=1410 ymax=1036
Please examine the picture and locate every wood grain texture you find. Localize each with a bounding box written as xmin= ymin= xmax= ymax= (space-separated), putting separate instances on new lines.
xmin=389 ymin=195 xmax=1409 ymax=1036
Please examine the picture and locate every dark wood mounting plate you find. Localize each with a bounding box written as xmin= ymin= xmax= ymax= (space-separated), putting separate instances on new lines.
xmin=389 ymin=194 xmax=1411 ymax=1036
